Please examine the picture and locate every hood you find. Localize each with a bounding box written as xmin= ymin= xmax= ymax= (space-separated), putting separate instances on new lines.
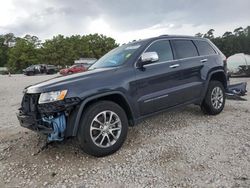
xmin=26 ymin=67 xmax=117 ymax=94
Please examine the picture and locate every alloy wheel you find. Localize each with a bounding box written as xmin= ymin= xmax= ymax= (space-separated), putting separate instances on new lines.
xmin=211 ymin=86 xmax=224 ymax=110
xmin=90 ymin=110 xmax=122 ymax=148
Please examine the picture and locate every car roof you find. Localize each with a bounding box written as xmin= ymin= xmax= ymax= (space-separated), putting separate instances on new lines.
xmin=128 ymin=35 xmax=208 ymax=45
xmin=153 ymin=35 xmax=210 ymax=42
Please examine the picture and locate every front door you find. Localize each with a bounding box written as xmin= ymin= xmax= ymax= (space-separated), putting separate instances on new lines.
xmin=135 ymin=40 xmax=179 ymax=115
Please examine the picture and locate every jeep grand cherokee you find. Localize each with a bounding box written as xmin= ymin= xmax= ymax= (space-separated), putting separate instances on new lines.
xmin=17 ymin=35 xmax=228 ymax=157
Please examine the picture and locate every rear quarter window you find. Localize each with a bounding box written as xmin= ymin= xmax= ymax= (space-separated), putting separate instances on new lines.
xmin=171 ymin=40 xmax=198 ymax=59
xmin=194 ymin=40 xmax=216 ymax=56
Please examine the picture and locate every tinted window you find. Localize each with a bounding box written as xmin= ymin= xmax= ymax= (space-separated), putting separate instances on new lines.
xmin=172 ymin=40 xmax=198 ymax=59
xmin=194 ymin=40 xmax=216 ymax=55
xmin=146 ymin=40 xmax=173 ymax=62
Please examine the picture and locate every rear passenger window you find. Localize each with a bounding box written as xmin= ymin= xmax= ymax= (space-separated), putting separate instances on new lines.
xmin=146 ymin=40 xmax=173 ymax=62
xmin=172 ymin=40 xmax=198 ymax=59
xmin=194 ymin=40 xmax=216 ymax=56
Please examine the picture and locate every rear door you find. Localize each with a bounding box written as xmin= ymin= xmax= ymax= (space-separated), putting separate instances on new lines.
xmin=193 ymin=39 xmax=219 ymax=73
xmin=169 ymin=39 xmax=204 ymax=104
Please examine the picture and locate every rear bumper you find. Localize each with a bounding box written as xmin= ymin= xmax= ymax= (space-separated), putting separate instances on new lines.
xmin=16 ymin=113 xmax=53 ymax=134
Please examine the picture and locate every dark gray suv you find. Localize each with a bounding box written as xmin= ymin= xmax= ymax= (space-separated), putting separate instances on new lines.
xmin=17 ymin=35 xmax=228 ymax=157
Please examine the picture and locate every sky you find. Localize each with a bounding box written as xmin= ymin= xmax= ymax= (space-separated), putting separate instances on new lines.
xmin=0 ymin=0 xmax=250 ymax=44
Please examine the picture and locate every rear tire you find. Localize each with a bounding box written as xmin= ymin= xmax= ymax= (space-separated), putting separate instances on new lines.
xmin=77 ymin=101 xmax=128 ymax=157
xmin=201 ymin=81 xmax=225 ymax=115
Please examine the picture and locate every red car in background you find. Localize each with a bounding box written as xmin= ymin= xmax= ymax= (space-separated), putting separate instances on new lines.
xmin=60 ymin=64 xmax=86 ymax=75
xmin=60 ymin=59 xmax=96 ymax=75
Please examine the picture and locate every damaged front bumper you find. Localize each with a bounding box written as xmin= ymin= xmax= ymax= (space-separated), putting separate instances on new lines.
xmin=17 ymin=93 xmax=81 ymax=141
xmin=17 ymin=112 xmax=53 ymax=134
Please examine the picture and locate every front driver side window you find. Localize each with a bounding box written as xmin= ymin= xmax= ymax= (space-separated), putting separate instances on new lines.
xmin=145 ymin=40 xmax=173 ymax=62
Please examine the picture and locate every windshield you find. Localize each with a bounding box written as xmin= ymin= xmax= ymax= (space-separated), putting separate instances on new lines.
xmin=89 ymin=43 xmax=143 ymax=70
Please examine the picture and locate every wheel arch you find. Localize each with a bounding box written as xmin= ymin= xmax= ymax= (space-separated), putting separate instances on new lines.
xmin=200 ymin=70 xmax=227 ymax=103
xmin=209 ymin=71 xmax=227 ymax=89
xmin=72 ymin=91 xmax=134 ymax=136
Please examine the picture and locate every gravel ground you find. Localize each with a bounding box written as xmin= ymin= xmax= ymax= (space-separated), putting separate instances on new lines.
xmin=0 ymin=74 xmax=249 ymax=188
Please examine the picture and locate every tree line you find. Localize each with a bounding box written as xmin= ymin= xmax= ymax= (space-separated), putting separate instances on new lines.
xmin=0 ymin=33 xmax=118 ymax=73
xmin=0 ymin=26 xmax=250 ymax=73
xmin=195 ymin=26 xmax=250 ymax=57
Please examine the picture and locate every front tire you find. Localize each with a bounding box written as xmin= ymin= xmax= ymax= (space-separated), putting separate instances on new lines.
xmin=77 ymin=101 xmax=128 ymax=157
xmin=201 ymin=81 xmax=226 ymax=115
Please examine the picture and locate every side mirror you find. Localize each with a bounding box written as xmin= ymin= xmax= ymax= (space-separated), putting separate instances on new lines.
xmin=137 ymin=52 xmax=159 ymax=68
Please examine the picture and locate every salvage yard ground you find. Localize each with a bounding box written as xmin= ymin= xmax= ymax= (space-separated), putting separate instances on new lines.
xmin=0 ymin=74 xmax=250 ymax=187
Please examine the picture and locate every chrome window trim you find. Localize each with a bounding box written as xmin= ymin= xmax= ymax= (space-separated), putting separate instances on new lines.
xmin=143 ymin=55 xmax=206 ymax=68
xmin=134 ymin=37 xmax=219 ymax=69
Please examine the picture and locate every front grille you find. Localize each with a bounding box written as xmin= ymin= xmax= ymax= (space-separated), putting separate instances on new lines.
xmin=21 ymin=93 xmax=40 ymax=114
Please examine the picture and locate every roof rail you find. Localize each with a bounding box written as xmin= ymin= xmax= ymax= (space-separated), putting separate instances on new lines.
xmin=159 ymin=34 xmax=169 ymax=37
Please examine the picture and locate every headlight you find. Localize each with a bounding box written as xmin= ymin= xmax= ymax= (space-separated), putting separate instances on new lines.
xmin=38 ymin=90 xmax=67 ymax=104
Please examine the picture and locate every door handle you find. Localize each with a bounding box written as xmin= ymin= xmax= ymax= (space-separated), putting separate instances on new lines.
xmin=200 ymin=59 xmax=208 ymax=63
xmin=169 ymin=64 xmax=180 ymax=68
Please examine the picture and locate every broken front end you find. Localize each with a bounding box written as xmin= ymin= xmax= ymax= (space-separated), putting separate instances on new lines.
xmin=17 ymin=91 xmax=81 ymax=141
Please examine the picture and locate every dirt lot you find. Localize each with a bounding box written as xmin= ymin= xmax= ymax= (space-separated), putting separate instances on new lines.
xmin=0 ymin=74 xmax=250 ymax=187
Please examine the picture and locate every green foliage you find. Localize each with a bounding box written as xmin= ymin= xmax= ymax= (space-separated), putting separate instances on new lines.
xmin=83 ymin=34 xmax=118 ymax=58
xmin=203 ymin=29 xmax=215 ymax=39
xmin=40 ymin=35 xmax=71 ymax=66
xmin=1 ymin=26 xmax=250 ymax=73
xmin=39 ymin=34 xmax=118 ymax=67
xmin=195 ymin=33 xmax=203 ymax=38
xmin=196 ymin=26 xmax=250 ymax=57
xmin=0 ymin=36 xmax=9 ymax=67
xmin=0 ymin=33 xmax=118 ymax=73
xmin=7 ymin=37 xmax=40 ymax=73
